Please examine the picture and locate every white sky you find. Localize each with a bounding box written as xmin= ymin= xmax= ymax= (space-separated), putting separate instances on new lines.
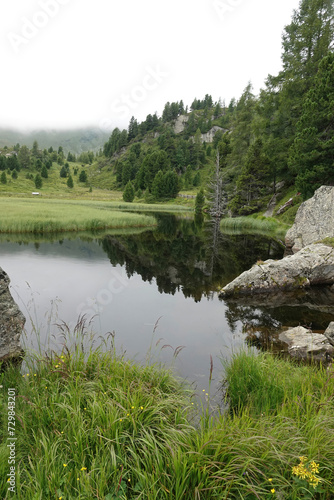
xmin=0 ymin=0 xmax=301 ymax=132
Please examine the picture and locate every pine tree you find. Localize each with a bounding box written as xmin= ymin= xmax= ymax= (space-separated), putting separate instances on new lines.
xmin=229 ymin=139 xmax=271 ymax=215
xmin=259 ymin=0 xmax=334 ymax=178
xmin=35 ymin=174 xmax=43 ymax=189
xmin=60 ymin=166 xmax=67 ymax=178
xmin=151 ymin=171 xmax=165 ymax=199
xmin=229 ymin=83 xmax=256 ymax=171
xmin=1 ymin=171 xmax=7 ymax=184
xmin=206 ymin=151 xmax=225 ymax=216
xmin=128 ymin=116 xmax=139 ymax=140
xmin=123 ymin=181 xmax=135 ymax=202
xmin=79 ymin=170 xmax=87 ymax=183
xmin=195 ymin=188 xmax=205 ymax=214
xmin=288 ymin=52 xmax=334 ymax=198
xmin=67 ymin=175 xmax=74 ymax=188
xmin=32 ymin=140 xmax=39 ymax=157
xmin=41 ymin=165 xmax=48 ymax=178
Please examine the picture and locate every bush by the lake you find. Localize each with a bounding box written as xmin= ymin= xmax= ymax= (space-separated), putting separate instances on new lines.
xmin=1 ymin=333 xmax=334 ymax=499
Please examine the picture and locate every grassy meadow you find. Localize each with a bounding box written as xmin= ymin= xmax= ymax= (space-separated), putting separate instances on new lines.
xmin=220 ymin=215 xmax=290 ymax=240
xmin=0 ymin=198 xmax=158 ymax=234
xmin=1 ymin=337 xmax=333 ymax=499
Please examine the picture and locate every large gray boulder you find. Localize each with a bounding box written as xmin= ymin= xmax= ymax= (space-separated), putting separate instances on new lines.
xmin=285 ymin=186 xmax=334 ymax=252
xmin=279 ymin=326 xmax=334 ymax=361
xmin=0 ymin=268 xmax=25 ymax=364
xmin=324 ymin=322 xmax=334 ymax=347
xmin=219 ymin=243 xmax=334 ymax=297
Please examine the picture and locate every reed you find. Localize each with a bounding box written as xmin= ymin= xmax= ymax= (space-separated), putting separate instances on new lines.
xmin=0 ymin=198 xmax=157 ymax=234
xmin=220 ymin=215 xmax=289 ymax=240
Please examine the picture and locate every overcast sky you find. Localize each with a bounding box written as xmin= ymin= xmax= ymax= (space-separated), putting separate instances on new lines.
xmin=0 ymin=0 xmax=301 ymax=132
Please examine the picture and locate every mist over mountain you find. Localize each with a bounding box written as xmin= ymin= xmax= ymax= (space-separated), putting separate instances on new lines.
xmin=0 ymin=127 xmax=110 ymax=154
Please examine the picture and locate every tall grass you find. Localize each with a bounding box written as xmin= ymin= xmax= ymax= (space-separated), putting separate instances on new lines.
xmin=0 ymin=198 xmax=157 ymax=234
xmin=91 ymin=201 xmax=194 ymax=212
xmin=1 ymin=335 xmax=334 ymax=498
xmin=220 ymin=215 xmax=289 ymax=240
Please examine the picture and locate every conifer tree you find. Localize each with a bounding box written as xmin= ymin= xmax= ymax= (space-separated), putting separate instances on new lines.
xmin=123 ymin=181 xmax=135 ymax=202
xmin=41 ymin=165 xmax=48 ymax=179
xmin=35 ymin=174 xmax=43 ymax=189
xmin=67 ymin=175 xmax=74 ymax=188
xmin=195 ymin=188 xmax=205 ymax=214
xmin=288 ymin=52 xmax=334 ymax=198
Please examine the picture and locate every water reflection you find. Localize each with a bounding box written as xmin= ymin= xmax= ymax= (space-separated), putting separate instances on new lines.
xmin=223 ymin=285 xmax=334 ymax=354
xmin=100 ymin=214 xmax=284 ymax=302
xmin=0 ymin=214 xmax=285 ymax=396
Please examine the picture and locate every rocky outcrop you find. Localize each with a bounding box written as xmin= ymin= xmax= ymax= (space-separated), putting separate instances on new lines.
xmin=279 ymin=326 xmax=334 ymax=361
xmin=200 ymin=126 xmax=227 ymax=143
xmin=285 ymin=186 xmax=334 ymax=252
xmin=219 ymin=243 xmax=334 ymax=297
xmin=173 ymin=115 xmax=189 ymax=134
xmin=0 ymin=268 xmax=25 ymax=364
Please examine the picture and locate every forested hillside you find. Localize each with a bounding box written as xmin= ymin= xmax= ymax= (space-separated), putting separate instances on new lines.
xmin=100 ymin=0 xmax=334 ymax=211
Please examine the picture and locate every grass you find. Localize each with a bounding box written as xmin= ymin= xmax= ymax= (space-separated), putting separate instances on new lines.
xmin=318 ymin=237 xmax=334 ymax=248
xmin=0 ymin=198 xmax=158 ymax=234
xmin=220 ymin=215 xmax=290 ymax=240
xmin=1 ymin=324 xmax=334 ymax=499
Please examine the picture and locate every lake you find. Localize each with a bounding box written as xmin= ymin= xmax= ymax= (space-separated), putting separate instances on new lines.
xmin=2 ymin=214 xmax=331 ymax=400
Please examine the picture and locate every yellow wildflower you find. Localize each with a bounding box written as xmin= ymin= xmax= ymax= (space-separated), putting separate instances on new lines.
xmin=80 ymin=467 xmax=87 ymax=471
xmin=268 ymin=478 xmax=272 ymax=482
xmin=63 ymin=464 xmax=67 ymax=467
xmin=271 ymin=488 xmax=275 ymax=494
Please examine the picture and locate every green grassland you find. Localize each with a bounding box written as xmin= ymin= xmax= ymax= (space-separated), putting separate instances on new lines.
xmin=0 ymin=162 xmax=122 ymax=200
xmin=0 ymin=198 xmax=157 ymax=234
xmin=1 ymin=342 xmax=333 ymax=499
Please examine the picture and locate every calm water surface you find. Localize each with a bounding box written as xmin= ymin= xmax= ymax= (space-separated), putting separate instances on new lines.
xmin=0 ymin=215 xmax=306 ymax=397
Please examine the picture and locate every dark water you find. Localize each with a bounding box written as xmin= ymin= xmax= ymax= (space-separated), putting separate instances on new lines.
xmin=1 ymin=214 xmax=332 ymax=399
